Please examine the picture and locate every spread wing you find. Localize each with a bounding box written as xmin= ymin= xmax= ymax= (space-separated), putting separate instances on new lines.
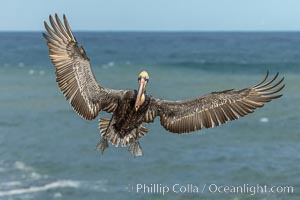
xmin=43 ymin=14 xmax=124 ymax=120
xmin=144 ymin=72 xmax=284 ymax=133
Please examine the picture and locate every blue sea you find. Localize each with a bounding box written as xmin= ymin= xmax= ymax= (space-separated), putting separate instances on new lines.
xmin=0 ymin=32 xmax=299 ymax=200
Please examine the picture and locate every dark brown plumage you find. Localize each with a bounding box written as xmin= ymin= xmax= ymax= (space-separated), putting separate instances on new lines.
xmin=43 ymin=14 xmax=285 ymax=157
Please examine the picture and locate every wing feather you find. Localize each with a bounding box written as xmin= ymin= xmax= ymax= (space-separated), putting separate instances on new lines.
xmin=44 ymin=14 xmax=124 ymax=120
xmin=144 ymin=72 xmax=284 ymax=133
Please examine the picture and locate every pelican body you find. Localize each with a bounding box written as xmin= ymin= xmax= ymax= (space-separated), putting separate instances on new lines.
xmin=43 ymin=14 xmax=285 ymax=157
xmin=98 ymin=85 xmax=152 ymax=157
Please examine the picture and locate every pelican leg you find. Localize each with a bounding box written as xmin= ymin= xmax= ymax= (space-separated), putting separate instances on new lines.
xmin=128 ymin=140 xmax=143 ymax=157
xmin=128 ymin=128 xmax=143 ymax=157
xmin=96 ymin=137 xmax=109 ymax=154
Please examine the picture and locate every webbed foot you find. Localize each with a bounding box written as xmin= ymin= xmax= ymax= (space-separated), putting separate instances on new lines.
xmin=128 ymin=140 xmax=143 ymax=157
xmin=96 ymin=137 xmax=109 ymax=154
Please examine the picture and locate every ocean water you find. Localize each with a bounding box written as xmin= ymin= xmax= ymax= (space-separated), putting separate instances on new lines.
xmin=0 ymin=32 xmax=299 ymax=200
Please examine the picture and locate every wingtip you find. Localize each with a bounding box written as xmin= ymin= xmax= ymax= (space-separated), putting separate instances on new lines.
xmin=49 ymin=14 xmax=54 ymax=23
xmin=42 ymin=32 xmax=47 ymax=38
xmin=253 ymin=70 xmax=270 ymax=88
xmin=44 ymin=21 xmax=50 ymax=30
xmin=271 ymin=94 xmax=283 ymax=99
xmin=55 ymin=13 xmax=63 ymax=23
xmin=49 ymin=13 xmax=60 ymax=20
xmin=63 ymin=14 xmax=68 ymax=23
xmin=275 ymin=84 xmax=285 ymax=94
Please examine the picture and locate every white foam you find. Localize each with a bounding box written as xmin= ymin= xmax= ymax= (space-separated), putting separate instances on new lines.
xmin=108 ymin=61 xmax=114 ymax=67
xmin=30 ymin=172 xmax=42 ymax=180
xmin=260 ymin=117 xmax=269 ymax=123
xmin=84 ymin=180 xmax=108 ymax=192
xmin=0 ymin=181 xmax=22 ymax=187
xmin=14 ymin=161 xmax=47 ymax=180
xmin=0 ymin=180 xmax=80 ymax=197
xmin=14 ymin=161 xmax=33 ymax=172
xmin=53 ymin=192 xmax=62 ymax=198
xmin=28 ymin=69 xmax=35 ymax=75
xmin=102 ymin=61 xmax=115 ymax=69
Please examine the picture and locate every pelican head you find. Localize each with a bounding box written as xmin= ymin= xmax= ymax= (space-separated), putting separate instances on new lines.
xmin=135 ymin=70 xmax=149 ymax=111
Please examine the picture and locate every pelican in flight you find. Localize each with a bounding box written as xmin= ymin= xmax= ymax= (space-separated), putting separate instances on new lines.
xmin=43 ymin=14 xmax=285 ymax=157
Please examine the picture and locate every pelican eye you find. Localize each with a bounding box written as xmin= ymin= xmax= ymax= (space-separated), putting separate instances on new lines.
xmin=138 ymin=77 xmax=149 ymax=82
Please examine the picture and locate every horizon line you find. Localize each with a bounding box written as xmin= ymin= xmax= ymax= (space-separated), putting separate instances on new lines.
xmin=1 ymin=29 xmax=300 ymax=33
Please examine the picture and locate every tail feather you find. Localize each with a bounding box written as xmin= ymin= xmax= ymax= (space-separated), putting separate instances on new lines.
xmin=98 ymin=118 xmax=148 ymax=147
xmin=139 ymin=125 xmax=148 ymax=137
xmin=122 ymin=125 xmax=148 ymax=147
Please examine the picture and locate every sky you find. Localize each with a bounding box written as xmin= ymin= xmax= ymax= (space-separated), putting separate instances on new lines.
xmin=1 ymin=0 xmax=300 ymax=31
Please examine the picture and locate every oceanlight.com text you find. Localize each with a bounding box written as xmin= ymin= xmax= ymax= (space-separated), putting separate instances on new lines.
xmin=126 ymin=183 xmax=294 ymax=196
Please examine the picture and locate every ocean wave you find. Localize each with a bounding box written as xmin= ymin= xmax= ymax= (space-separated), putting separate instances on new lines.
xmin=0 ymin=181 xmax=22 ymax=188
xmin=101 ymin=61 xmax=115 ymax=69
xmin=14 ymin=161 xmax=33 ymax=172
xmin=28 ymin=69 xmax=46 ymax=76
xmin=53 ymin=192 xmax=62 ymax=198
xmin=0 ymin=180 xmax=80 ymax=197
xmin=1 ymin=161 xmax=108 ymax=197
xmin=28 ymin=69 xmax=35 ymax=75
xmin=260 ymin=117 xmax=269 ymax=123
xmin=0 ymin=179 xmax=109 ymax=197
xmin=14 ymin=161 xmax=47 ymax=180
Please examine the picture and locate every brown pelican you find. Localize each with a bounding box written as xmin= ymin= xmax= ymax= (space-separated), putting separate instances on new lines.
xmin=43 ymin=14 xmax=285 ymax=157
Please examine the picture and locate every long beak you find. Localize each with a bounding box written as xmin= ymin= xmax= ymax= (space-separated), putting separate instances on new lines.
xmin=135 ymin=78 xmax=146 ymax=111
